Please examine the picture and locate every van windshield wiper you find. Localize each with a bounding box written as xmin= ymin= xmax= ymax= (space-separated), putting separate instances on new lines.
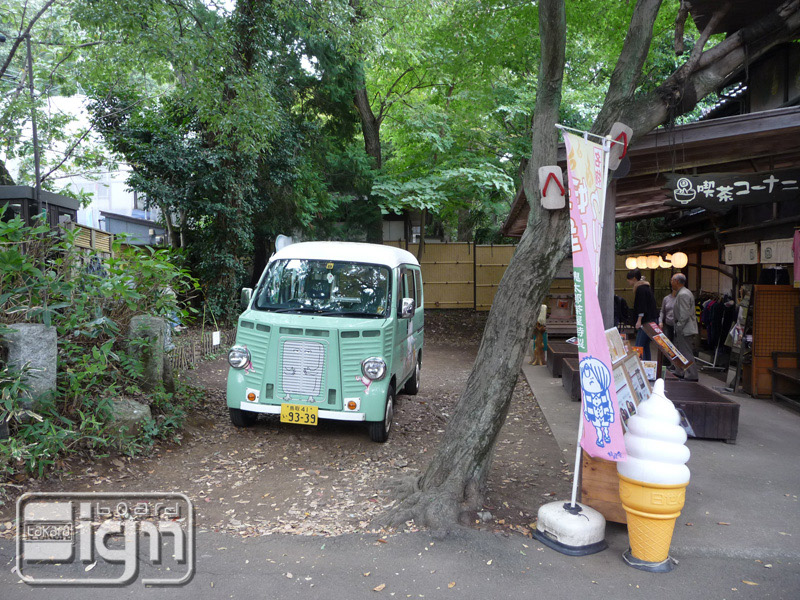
xmin=264 ymin=306 xmax=321 ymax=313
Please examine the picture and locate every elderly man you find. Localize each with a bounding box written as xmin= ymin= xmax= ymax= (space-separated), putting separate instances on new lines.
xmin=659 ymin=289 xmax=676 ymax=342
xmin=671 ymin=273 xmax=699 ymax=381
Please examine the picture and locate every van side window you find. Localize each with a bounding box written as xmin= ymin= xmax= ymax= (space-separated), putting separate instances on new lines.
xmin=413 ymin=269 xmax=422 ymax=307
xmin=403 ymin=269 xmax=416 ymax=303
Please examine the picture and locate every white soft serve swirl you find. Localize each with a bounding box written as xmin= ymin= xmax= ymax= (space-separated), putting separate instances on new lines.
xmin=617 ymin=379 xmax=691 ymax=486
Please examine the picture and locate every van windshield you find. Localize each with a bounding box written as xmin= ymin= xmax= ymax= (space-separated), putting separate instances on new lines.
xmin=253 ymin=259 xmax=391 ymax=318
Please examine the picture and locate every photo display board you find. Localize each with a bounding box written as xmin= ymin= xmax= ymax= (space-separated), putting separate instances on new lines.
xmin=642 ymin=322 xmax=693 ymax=369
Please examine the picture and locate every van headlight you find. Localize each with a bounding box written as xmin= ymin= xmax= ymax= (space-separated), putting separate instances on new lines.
xmin=361 ymin=357 xmax=386 ymax=381
xmin=228 ymin=345 xmax=251 ymax=369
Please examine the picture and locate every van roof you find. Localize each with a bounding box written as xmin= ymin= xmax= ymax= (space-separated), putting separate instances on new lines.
xmin=269 ymin=242 xmax=420 ymax=269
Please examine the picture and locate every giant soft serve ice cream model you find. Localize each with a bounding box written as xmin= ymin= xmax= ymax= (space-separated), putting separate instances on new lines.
xmin=617 ymin=379 xmax=690 ymax=572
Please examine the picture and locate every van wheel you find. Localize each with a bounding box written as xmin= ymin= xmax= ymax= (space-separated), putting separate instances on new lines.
xmin=230 ymin=407 xmax=257 ymax=427
xmin=403 ymin=355 xmax=421 ymax=395
xmin=369 ymin=385 xmax=395 ymax=443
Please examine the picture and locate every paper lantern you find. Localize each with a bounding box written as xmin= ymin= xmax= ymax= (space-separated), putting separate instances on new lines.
xmin=625 ymin=256 xmax=638 ymax=270
xmin=671 ymin=252 xmax=688 ymax=269
xmin=636 ymin=256 xmax=648 ymax=269
xmin=646 ymin=255 xmax=660 ymax=269
xmin=658 ymin=256 xmax=672 ymax=269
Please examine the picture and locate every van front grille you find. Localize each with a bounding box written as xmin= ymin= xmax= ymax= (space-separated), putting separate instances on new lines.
xmin=280 ymin=339 xmax=326 ymax=399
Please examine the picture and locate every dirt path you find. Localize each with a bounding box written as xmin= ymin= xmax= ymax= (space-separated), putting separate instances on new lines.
xmin=1 ymin=312 xmax=570 ymax=538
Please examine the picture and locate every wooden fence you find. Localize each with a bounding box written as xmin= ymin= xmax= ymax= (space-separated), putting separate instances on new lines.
xmin=63 ymin=222 xmax=114 ymax=255
xmin=384 ymin=241 xmax=516 ymax=311
xmin=169 ymin=329 xmax=236 ymax=371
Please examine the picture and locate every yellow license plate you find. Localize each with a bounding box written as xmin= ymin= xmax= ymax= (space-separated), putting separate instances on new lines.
xmin=280 ymin=403 xmax=318 ymax=426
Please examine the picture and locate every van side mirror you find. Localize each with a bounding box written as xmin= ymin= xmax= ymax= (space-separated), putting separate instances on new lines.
xmin=240 ymin=288 xmax=253 ymax=311
xmin=401 ymin=297 xmax=415 ymax=319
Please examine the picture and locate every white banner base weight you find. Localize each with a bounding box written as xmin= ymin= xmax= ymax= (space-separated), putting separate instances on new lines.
xmin=532 ymin=501 xmax=607 ymax=556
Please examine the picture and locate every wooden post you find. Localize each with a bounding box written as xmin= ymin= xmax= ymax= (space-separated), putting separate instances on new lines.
xmin=695 ymin=251 xmax=702 ymax=291
xmin=598 ymin=181 xmax=617 ymax=328
xmin=473 ymin=241 xmax=477 ymax=311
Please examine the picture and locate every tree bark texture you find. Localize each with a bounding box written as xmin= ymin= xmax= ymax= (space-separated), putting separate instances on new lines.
xmin=353 ymin=86 xmax=385 ymax=243
xmin=374 ymin=0 xmax=568 ymax=532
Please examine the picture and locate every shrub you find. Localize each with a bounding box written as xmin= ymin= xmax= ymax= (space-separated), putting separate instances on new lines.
xmin=0 ymin=208 xmax=201 ymax=492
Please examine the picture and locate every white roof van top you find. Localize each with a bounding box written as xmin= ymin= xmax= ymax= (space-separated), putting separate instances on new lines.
xmin=269 ymin=242 xmax=420 ymax=269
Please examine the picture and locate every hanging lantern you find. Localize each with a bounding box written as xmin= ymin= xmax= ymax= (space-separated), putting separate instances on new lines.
xmin=671 ymin=251 xmax=688 ymax=269
xmin=636 ymin=256 xmax=648 ymax=269
xmin=646 ymin=255 xmax=660 ymax=269
xmin=625 ymin=256 xmax=638 ymax=270
xmin=659 ymin=256 xmax=672 ymax=269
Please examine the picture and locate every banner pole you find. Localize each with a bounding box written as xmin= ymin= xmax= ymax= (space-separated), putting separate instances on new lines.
xmin=569 ymin=411 xmax=584 ymax=508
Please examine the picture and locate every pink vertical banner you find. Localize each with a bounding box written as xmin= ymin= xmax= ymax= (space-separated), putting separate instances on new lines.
xmin=564 ymin=132 xmax=627 ymax=461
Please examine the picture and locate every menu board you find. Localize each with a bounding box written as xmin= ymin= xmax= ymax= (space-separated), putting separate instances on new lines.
xmin=642 ymin=322 xmax=693 ymax=369
xmin=623 ymin=352 xmax=651 ymax=401
xmin=641 ymin=360 xmax=658 ymax=381
xmin=605 ymin=327 xmax=627 ymax=363
xmin=612 ymin=363 xmax=637 ymax=432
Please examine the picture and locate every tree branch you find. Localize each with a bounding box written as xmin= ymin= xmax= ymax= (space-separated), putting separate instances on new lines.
xmin=674 ymin=5 xmax=728 ymax=79
xmin=0 ymin=0 xmax=58 ymax=81
xmin=593 ymin=0 xmax=664 ymax=134
xmin=38 ymin=128 xmax=93 ymax=184
xmin=619 ymin=0 xmax=800 ymax=141
xmin=674 ymin=0 xmax=689 ymax=55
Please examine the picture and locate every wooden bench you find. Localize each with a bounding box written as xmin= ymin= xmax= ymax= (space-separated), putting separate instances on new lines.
xmin=547 ymin=340 xmax=578 ymax=378
xmin=664 ymin=380 xmax=740 ymax=444
xmin=770 ymin=351 xmax=800 ymax=412
xmin=562 ymin=358 xmax=581 ymax=402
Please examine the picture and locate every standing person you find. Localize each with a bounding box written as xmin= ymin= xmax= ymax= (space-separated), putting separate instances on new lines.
xmin=659 ymin=289 xmax=677 ymax=342
xmin=627 ymin=269 xmax=658 ymax=360
xmin=671 ymin=273 xmax=699 ymax=381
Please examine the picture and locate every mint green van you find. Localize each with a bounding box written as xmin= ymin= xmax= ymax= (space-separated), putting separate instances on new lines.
xmin=226 ymin=242 xmax=423 ymax=442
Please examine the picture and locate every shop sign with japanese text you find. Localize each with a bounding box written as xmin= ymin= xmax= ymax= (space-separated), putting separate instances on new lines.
xmin=663 ymin=169 xmax=799 ymax=211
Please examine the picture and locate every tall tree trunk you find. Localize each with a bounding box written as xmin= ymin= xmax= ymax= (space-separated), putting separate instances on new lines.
xmin=376 ymin=0 xmax=800 ymax=533
xmin=374 ymin=0 xmax=568 ymax=531
xmin=353 ymin=86 xmax=384 ymax=243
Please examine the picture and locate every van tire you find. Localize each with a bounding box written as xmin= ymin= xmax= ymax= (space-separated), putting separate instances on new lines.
xmin=230 ymin=407 xmax=257 ymax=427
xmin=403 ymin=355 xmax=421 ymax=395
xmin=369 ymin=385 xmax=395 ymax=443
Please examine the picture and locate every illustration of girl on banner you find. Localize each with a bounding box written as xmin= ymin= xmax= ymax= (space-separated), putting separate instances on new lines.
xmin=579 ymin=357 xmax=614 ymax=447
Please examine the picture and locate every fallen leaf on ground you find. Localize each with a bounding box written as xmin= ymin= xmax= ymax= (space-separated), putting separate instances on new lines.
xmin=486 ymin=560 xmax=493 ymax=565
xmin=373 ymin=583 xmax=386 ymax=591
xmin=717 ymin=522 xmax=731 ymax=526
xmin=742 ymin=580 xmax=759 ymax=586
xmin=363 ymin=572 xmax=371 ymax=577
xmin=448 ymin=582 xmax=456 ymax=589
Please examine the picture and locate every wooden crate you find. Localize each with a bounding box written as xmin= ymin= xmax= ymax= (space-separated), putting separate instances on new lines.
xmin=562 ymin=358 xmax=581 ymax=402
xmin=546 ymin=341 xmax=578 ymax=378
xmin=665 ymin=380 xmax=740 ymax=443
xmin=580 ymin=451 xmax=626 ymax=524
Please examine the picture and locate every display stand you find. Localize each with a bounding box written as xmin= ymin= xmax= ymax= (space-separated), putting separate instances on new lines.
xmin=724 ymin=285 xmax=752 ymax=394
xmin=580 ymin=349 xmax=650 ymax=524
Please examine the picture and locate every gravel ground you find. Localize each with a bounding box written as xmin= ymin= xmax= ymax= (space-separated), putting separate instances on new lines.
xmin=0 ymin=310 xmax=571 ymax=539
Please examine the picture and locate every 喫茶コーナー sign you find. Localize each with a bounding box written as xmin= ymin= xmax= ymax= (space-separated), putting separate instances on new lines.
xmin=664 ymin=169 xmax=799 ymax=211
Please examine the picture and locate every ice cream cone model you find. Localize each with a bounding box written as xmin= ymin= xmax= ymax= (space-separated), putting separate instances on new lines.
xmin=617 ymin=379 xmax=690 ymax=572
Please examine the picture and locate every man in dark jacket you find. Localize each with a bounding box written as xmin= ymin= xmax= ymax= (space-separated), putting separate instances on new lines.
xmin=627 ymin=269 xmax=658 ymax=360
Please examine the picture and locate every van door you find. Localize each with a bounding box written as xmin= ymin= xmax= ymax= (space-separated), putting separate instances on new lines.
xmin=395 ymin=266 xmax=417 ymax=383
xmin=410 ymin=266 xmax=424 ymax=359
